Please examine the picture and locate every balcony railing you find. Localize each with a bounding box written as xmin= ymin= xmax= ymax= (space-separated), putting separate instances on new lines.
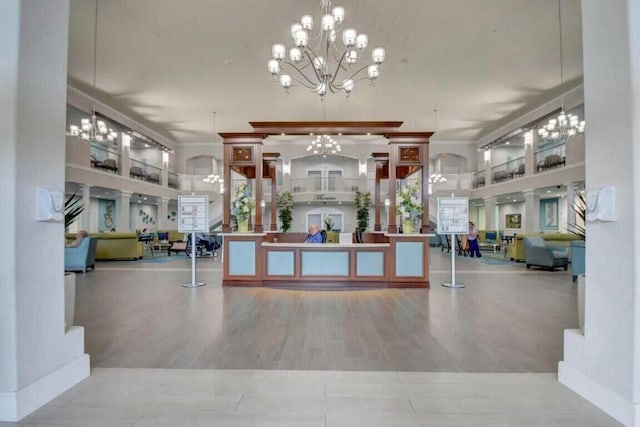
xmin=472 ymin=170 xmax=485 ymax=188
xmin=90 ymin=144 xmax=120 ymax=174
xmin=536 ymin=142 xmax=566 ymax=173
xmin=291 ymin=176 xmax=359 ymax=193
xmin=491 ymin=156 xmax=525 ymax=183
xmin=130 ymin=158 xmax=162 ymax=184
xmin=168 ymin=171 xmax=179 ymax=189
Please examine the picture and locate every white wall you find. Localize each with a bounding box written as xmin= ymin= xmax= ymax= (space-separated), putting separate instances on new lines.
xmin=174 ymin=143 xmax=218 ymax=174
xmin=290 ymin=155 xmax=359 ymax=179
xmin=130 ymin=203 xmax=159 ymax=231
xmin=291 ymin=205 xmax=358 ymax=233
xmin=490 ymin=146 xmax=525 ymax=169
xmin=559 ymin=2 xmax=640 ymax=425
xmin=129 ymin=147 xmax=162 ymax=168
xmin=1 ymin=1 xmax=88 ymax=421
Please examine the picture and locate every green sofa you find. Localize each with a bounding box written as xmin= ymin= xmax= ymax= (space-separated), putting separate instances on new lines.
xmin=68 ymin=232 xmax=144 ymax=260
xmin=508 ymin=233 xmax=582 ymax=262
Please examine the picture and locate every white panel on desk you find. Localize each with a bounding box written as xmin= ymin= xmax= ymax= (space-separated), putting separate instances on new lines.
xmin=301 ymin=251 xmax=349 ymax=276
xmin=396 ymin=241 xmax=424 ymax=277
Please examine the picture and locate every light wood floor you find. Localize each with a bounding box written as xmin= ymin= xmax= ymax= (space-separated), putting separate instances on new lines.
xmin=75 ymin=252 xmax=578 ymax=372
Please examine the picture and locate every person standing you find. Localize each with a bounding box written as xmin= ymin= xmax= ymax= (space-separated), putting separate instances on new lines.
xmin=467 ymin=221 xmax=481 ymax=258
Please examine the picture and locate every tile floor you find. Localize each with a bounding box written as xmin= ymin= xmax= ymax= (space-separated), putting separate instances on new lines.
xmin=0 ymin=368 xmax=620 ymax=426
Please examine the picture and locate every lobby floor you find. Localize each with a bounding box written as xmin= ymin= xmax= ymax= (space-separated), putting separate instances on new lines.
xmin=76 ymin=251 xmax=578 ymax=372
xmin=2 ymin=369 xmax=619 ymax=426
xmin=1 ymin=251 xmax=621 ymax=426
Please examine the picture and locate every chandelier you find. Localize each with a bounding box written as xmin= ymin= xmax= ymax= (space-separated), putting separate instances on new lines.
xmin=68 ymin=0 xmax=118 ymax=144
xmin=429 ymin=173 xmax=447 ymax=184
xmin=306 ymin=134 xmax=341 ymax=157
xmin=69 ymin=114 xmax=118 ymax=143
xmin=267 ymin=0 xmax=386 ymax=98
xmin=537 ymin=0 xmax=585 ymax=145
xmin=203 ymin=174 xmax=223 ymax=185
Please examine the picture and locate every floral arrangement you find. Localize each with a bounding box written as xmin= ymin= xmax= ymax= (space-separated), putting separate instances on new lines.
xmin=396 ymin=182 xmax=423 ymax=221
xmin=324 ymin=214 xmax=334 ymax=231
xmin=231 ymin=182 xmax=255 ymax=223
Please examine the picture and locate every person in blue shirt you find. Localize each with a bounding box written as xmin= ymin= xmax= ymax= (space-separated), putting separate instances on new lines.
xmin=305 ymin=224 xmax=323 ymax=243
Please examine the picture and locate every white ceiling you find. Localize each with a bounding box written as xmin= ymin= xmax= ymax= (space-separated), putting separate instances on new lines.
xmin=68 ymin=0 xmax=584 ymax=144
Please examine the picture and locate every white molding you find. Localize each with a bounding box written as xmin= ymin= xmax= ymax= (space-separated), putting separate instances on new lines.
xmin=0 ymin=351 xmax=89 ymax=422
xmin=558 ymin=361 xmax=637 ymax=426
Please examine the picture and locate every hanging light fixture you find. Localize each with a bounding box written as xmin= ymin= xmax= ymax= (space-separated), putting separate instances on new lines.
xmin=68 ymin=0 xmax=118 ymax=144
xmin=267 ymin=0 xmax=386 ymax=99
xmin=306 ymin=134 xmax=341 ymax=157
xmin=537 ymin=0 xmax=585 ymax=144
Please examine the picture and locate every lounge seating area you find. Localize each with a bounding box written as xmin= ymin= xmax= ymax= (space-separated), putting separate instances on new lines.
xmin=507 ymin=233 xmax=582 ymax=262
xmin=64 ymin=237 xmax=98 ymax=272
xmin=536 ymin=154 xmax=566 ymax=172
xmin=90 ymin=156 xmax=118 ymax=173
xmin=523 ymin=236 xmax=569 ymax=271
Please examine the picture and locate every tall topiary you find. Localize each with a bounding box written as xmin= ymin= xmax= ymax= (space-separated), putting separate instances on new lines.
xmin=354 ymin=190 xmax=372 ymax=231
xmin=277 ymin=190 xmax=294 ymax=232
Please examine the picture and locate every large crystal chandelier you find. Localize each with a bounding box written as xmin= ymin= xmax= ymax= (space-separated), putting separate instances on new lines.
xmin=267 ymin=0 xmax=386 ymax=98
xmin=537 ymin=0 xmax=585 ymax=145
xmin=67 ymin=0 xmax=118 ymax=144
xmin=429 ymin=173 xmax=446 ymax=184
xmin=306 ymin=134 xmax=341 ymax=157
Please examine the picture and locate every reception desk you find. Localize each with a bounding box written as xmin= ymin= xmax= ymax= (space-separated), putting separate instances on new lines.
xmin=221 ymin=232 xmax=433 ymax=289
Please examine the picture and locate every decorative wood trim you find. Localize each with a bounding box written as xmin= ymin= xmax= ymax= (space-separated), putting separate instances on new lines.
xmin=385 ymin=132 xmax=433 ymax=142
xmin=220 ymin=132 xmax=266 ymax=143
xmin=249 ymin=121 xmax=403 ymax=135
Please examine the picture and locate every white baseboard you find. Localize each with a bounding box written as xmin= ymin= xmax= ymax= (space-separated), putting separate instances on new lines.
xmin=0 ymin=353 xmax=90 ymax=422
xmin=559 ymin=361 xmax=638 ymax=426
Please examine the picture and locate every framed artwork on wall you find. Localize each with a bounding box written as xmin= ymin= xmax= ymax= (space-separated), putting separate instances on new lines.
xmin=505 ymin=213 xmax=521 ymax=229
xmin=540 ymin=198 xmax=559 ymax=230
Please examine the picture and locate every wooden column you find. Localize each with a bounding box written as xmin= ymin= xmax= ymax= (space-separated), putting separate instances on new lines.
xmin=371 ymin=153 xmax=389 ymax=232
xmin=385 ymin=132 xmax=433 ymax=234
xmin=270 ymin=162 xmax=277 ymax=231
xmin=219 ymin=133 xmax=266 ymax=233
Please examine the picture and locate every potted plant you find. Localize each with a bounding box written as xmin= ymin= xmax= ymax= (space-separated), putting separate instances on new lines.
xmin=354 ymin=190 xmax=372 ymax=231
xmin=231 ymin=182 xmax=255 ymax=232
xmin=396 ymin=183 xmax=423 ymax=234
xmin=277 ymin=190 xmax=294 ymax=232
xmin=65 ymin=192 xmax=84 ymax=231
xmin=324 ymin=214 xmax=334 ymax=232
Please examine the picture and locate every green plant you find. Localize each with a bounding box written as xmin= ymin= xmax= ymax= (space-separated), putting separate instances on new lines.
xmin=567 ymin=191 xmax=586 ymax=240
xmin=231 ymin=182 xmax=255 ymax=223
xmin=396 ymin=183 xmax=423 ymax=222
xmin=324 ymin=214 xmax=334 ymax=231
xmin=65 ymin=192 xmax=84 ymax=231
xmin=354 ymin=190 xmax=372 ymax=231
xmin=277 ymin=190 xmax=294 ymax=232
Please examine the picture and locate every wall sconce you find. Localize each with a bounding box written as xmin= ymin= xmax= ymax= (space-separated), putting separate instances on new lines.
xmin=483 ymin=149 xmax=491 ymax=163
xmin=122 ymin=134 xmax=131 ymax=149
xmin=359 ymin=161 xmax=368 ymax=175
xmin=162 ymin=151 xmax=169 ymax=165
xmin=384 ymin=198 xmax=390 ymax=207
xmin=283 ymin=161 xmax=291 ymax=175
xmin=260 ymin=200 xmax=266 ymax=208
xmin=524 ymin=130 xmax=533 ymax=147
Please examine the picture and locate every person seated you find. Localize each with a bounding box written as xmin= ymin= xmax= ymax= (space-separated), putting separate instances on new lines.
xmin=66 ymin=230 xmax=88 ymax=248
xmin=304 ymin=224 xmax=323 ymax=243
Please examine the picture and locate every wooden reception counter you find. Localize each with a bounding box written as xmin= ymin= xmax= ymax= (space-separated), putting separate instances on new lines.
xmin=221 ymin=232 xmax=433 ymax=289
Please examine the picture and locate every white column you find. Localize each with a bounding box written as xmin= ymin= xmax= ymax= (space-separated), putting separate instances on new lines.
xmin=116 ymin=191 xmax=132 ymax=232
xmin=119 ymin=133 xmax=130 ymax=177
xmin=559 ymin=2 xmax=640 ymax=425
xmin=158 ymin=197 xmax=169 ymax=230
xmin=566 ymin=182 xmax=577 ymax=230
xmin=524 ymin=130 xmax=537 ymax=177
xmin=483 ymin=196 xmax=496 ymax=230
xmin=161 ymin=152 xmax=169 ymax=187
xmin=523 ymin=190 xmax=538 ymax=233
xmin=483 ymin=149 xmax=492 ymax=185
xmin=0 ymin=1 xmax=88 ymax=422
xmin=79 ymin=184 xmax=91 ymax=231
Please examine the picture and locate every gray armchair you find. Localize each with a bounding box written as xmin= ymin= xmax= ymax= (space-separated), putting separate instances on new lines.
xmin=524 ymin=236 xmax=569 ymax=271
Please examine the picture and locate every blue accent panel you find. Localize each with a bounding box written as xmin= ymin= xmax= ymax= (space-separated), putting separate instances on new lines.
xmin=267 ymin=251 xmax=295 ymax=276
xmin=396 ymin=242 xmax=424 ymax=277
xmin=228 ymin=241 xmax=256 ymax=276
xmin=302 ymin=251 xmax=349 ymax=276
xmin=357 ymin=252 xmax=384 ymax=276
